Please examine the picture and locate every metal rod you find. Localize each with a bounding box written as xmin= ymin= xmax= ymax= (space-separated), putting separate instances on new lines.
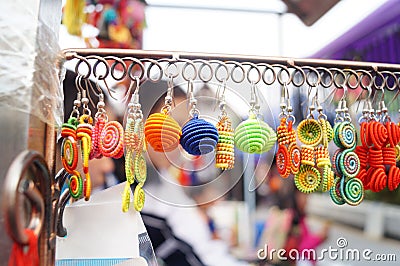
xmin=63 ymin=48 xmax=400 ymax=71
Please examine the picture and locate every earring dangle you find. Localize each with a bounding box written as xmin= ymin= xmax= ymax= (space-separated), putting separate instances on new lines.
xmin=234 ymin=81 xmax=277 ymax=154
xmin=180 ymin=80 xmax=219 ymax=155
xmin=61 ymin=75 xmax=83 ymax=199
xmin=144 ymin=77 xmax=182 ymax=152
xmin=123 ymin=78 xmax=147 ymax=212
xmin=276 ymin=83 xmax=300 ymax=178
xmin=77 ymin=79 xmax=94 ymax=201
xmin=215 ymin=80 xmax=234 ymax=170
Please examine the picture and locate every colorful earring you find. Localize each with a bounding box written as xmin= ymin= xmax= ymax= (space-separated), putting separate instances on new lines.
xmin=276 ymin=83 xmax=299 ymax=178
xmin=215 ymin=80 xmax=234 ymax=170
xmin=123 ymin=78 xmax=147 ymax=212
xmin=234 ymin=81 xmax=277 ymax=154
xmin=180 ymin=80 xmax=219 ymax=155
xmin=144 ymin=78 xmax=182 ymax=152
xmin=330 ymin=94 xmax=363 ymax=206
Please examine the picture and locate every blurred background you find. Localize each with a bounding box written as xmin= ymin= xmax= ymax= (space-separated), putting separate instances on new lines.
xmin=60 ymin=0 xmax=400 ymax=265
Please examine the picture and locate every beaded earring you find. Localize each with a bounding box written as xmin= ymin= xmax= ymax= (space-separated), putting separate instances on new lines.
xmin=276 ymin=83 xmax=300 ymax=178
xmin=330 ymin=94 xmax=363 ymax=206
xmin=123 ymin=78 xmax=147 ymax=212
xmin=215 ymin=80 xmax=235 ymax=170
xmin=180 ymin=80 xmax=219 ymax=155
xmin=90 ymin=89 xmax=107 ymax=160
xmin=61 ymin=76 xmax=83 ymax=199
xmin=144 ymin=78 xmax=182 ymax=152
xmin=295 ymin=87 xmax=323 ymax=193
xmin=234 ymin=81 xmax=277 ymax=154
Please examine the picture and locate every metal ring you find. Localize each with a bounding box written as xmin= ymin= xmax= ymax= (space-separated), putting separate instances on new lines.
xmin=243 ymin=62 xmax=261 ymax=84
xmin=259 ymin=63 xmax=277 ymax=85
xmin=142 ymin=58 xmax=163 ymax=83
xmin=123 ymin=57 xmax=145 ymax=81
xmin=290 ymin=65 xmax=306 ymax=87
xmin=74 ymin=55 xmax=91 ymax=79
xmin=90 ymin=55 xmax=109 ymax=80
xmin=381 ymin=70 xmax=398 ymax=91
xmin=226 ymin=61 xmax=245 ymax=83
xmin=316 ymin=67 xmax=334 ymax=88
xmin=164 ymin=60 xmax=180 ymax=79
xmin=181 ymin=59 xmax=198 ymax=81
xmin=303 ymin=66 xmax=321 ymax=87
xmin=106 ymin=56 xmax=127 ymax=81
xmin=212 ymin=60 xmax=231 ymax=83
xmin=345 ymin=69 xmax=360 ymax=90
xmin=373 ymin=70 xmax=385 ymax=91
xmin=195 ymin=59 xmax=214 ymax=83
xmin=274 ymin=64 xmax=292 ymax=85
xmin=2 ymin=150 xmax=50 ymax=245
xmin=331 ymin=68 xmax=347 ymax=88
xmin=356 ymin=69 xmax=373 ymax=89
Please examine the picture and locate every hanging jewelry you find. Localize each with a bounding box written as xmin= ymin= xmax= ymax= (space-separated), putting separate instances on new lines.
xmin=77 ymin=79 xmax=93 ymax=200
xmin=180 ymin=80 xmax=219 ymax=155
xmin=123 ymin=78 xmax=146 ymax=212
xmin=329 ymin=89 xmax=363 ymax=206
xmin=90 ymin=88 xmax=107 ymax=160
xmin=215 ymin=80 xmax=235 ymax=170
xmin=276 ymin=83 xmax=299 ymax=178
xmin=144 ymin=77 xmax=182 ymax=152
xmin=234 ymin=81 xmax=277 ymax=154
xmin=295 ymin=86 xmax=323 ymax=193
xmin=61 ymin=76 xmax=83 ymax=199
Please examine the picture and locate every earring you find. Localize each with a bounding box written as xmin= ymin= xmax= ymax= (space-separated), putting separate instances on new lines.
xmin=215 ymin=80 xmax=234 ymax=170
xmin=144 ymin=77 xmax=181 ymax=152
xmin=234 ymin=81 xmax=277 ymax=154
xmin=77 ymin=78 xmax=94 ymax=201
xmin=276 ymin=83 xmax=300 ymax=178
xmin=180 ymin=80 xmax=219 ymax=155
xmin=295 ymin=86 xmax=322 ymax=193
xmin=123 ymin=78 xmax=146 ymax=212
xmin=61 ymin=75 xmax=83 ymax=199
xmin=330 ymin=88 xmax=363 ymax=206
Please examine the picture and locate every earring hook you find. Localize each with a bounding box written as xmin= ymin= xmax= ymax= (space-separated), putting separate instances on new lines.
xmin=214 ymin=79 xmax=227 ymax=113
xmin=187 ymin=79 xmax=199 ymax=117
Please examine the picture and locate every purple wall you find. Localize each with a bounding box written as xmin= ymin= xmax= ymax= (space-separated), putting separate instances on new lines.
xmin=312 ymin=0 xmax=400 ymax=63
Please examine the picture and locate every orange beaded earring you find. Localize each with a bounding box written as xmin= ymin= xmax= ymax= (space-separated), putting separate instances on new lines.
xmin=144 ymin=77 xmax=182 ymax=152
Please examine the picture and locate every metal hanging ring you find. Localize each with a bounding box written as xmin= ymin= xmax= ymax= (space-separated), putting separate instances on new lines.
xmin=381 ymin=70 xmax=398 ymax=91
xmin=212 ymin=60 xmax=231 ymax=83
xmin=316 ymin=67 xmax=334 ymax=88
xmin=243 ymin=62 xmax=262 ymax=84
xmin=290 ymin=65 xmax=306 ymax=87
xmin=90 ymin=55 xmax=109 ymax=80
xmin=225 ymin=61 xmax=245 ymax=83
xmin=164 ymin=60 xmax=180 ymax=79
xmin=356 ymin=69 xmax=374 ymax=90
xmin=259 ymin=63 xmax=277 ymax=85
xmin=142 ymin=58 xmax=163 ymax=83
xmin=181 ymin=59 xmax=198 ymax=81
xmin=74 ymin=55 xmax=91 ymax=79
xmin=274 ymin=64 xmax=292 ymax=85
xmin=195 ymin=59 xmax=214 ymax=83
xmin=123 ymin=57 xmax=145 ymax=81
xmin=345 ymin=69 xmax=360 ymax=90
xmin=303 ymin=66 xmax=321 ymax=87
xmin=372 ymin=70 xmax=386 ymax=91
xmin=331 ymin=68 xmax=347 ymax=88
xmin=106 ymin=56 xmax=127 ymax=81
